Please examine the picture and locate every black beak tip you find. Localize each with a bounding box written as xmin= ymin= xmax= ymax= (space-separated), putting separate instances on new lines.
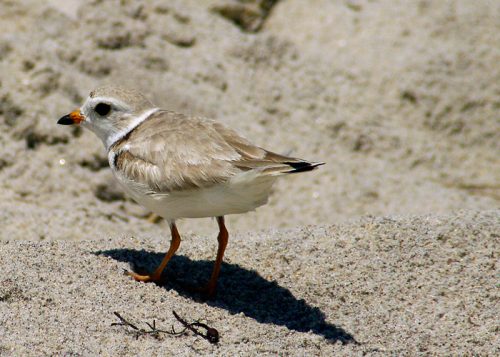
xmin=57 ymin=114 xmax=74 ymax=125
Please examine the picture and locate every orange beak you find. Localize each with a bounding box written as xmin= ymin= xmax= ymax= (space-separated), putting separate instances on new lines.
xmin=57 ymin=110 xmax=84 ymax=125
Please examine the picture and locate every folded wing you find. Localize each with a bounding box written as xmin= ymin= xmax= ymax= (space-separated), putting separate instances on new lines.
xmin=111 ymin=110 xmax=323 ymax=193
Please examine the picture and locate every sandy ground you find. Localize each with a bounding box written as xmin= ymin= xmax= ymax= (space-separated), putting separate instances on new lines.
xmin=0 ymin=0 xmax=499 ymax=355
xmin=1 ymin=211 xmax=498 ymax=355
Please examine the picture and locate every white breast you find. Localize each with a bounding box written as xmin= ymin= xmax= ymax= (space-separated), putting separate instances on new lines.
xmin=111 ymin=163 xmax=278 ymax=220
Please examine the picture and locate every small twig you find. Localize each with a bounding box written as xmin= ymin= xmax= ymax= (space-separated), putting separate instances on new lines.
xmin=112 ymin=312 xmax=182 ymax=340
xmin=112 ymin=312 xmax=140 ymax=330
xmin=173 ymin=310 xmax=219 ymax=344
xmin=111 ymin=311 xmax=219 ymax=344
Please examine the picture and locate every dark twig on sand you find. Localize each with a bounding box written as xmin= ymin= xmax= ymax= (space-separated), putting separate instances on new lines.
xmin=172 ymin=310 xmax=219 ymax=344
xmin=111 ymin=311 xmax=219 ymax=344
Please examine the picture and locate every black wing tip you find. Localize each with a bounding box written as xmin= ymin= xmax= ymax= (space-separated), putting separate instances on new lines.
xmin=285 ymin=161 xmax=325 ymax=173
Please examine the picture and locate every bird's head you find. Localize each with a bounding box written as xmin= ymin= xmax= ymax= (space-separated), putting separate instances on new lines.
xmin=58 ymin=86 xmax=156 ymax=148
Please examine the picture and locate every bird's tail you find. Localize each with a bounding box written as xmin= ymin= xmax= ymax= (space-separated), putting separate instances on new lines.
xmin=256 ymin=160 xmax=324 ymax=176
xmin=282 ymin=161 xmax=325 ymax=174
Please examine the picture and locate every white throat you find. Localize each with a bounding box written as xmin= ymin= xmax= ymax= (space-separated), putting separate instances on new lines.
xmin=105 ymin=108 xmax=160 ymax=150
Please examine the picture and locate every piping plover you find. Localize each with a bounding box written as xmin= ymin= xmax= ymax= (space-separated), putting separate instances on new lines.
xmin=58 ymin=86 xmax=324 ymax=298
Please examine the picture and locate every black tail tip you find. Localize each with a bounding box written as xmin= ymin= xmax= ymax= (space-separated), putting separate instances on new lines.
xmin=285 ymin=161 xmax=325 ymax=173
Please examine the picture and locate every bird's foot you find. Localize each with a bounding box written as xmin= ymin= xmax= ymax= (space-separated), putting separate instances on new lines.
xmin=124 ymin=269 xmax=162 ymax=283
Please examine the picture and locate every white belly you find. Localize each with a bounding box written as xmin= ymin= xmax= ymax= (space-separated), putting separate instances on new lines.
xmin=114 ymin=171 xmax=277 ymax=220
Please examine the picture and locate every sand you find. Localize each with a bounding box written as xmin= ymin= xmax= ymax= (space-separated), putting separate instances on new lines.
xmin=0 ymin=0 xmax=498 ymax=355
xmin=1 ymin=211 xmax=498 ymax=355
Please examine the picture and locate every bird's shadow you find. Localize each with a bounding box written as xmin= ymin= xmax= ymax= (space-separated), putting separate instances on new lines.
xmin=95 ymin=248 xmax=357 ymax=344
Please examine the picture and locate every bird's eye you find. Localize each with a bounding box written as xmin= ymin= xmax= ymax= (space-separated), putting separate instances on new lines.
xmin=95 ymin=103 xmax=111 ymax=116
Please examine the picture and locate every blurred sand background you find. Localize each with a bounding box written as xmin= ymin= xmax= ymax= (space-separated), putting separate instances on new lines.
xmin=0 ymin=0 xmax=498 ymax=355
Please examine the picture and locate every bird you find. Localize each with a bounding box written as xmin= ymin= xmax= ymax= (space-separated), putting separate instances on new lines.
xmin=58 ymin=86 xmax=324 ymax=298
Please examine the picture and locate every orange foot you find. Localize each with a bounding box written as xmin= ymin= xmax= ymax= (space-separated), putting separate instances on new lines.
xmin=124 ymin=270 xmax=162 ymax=283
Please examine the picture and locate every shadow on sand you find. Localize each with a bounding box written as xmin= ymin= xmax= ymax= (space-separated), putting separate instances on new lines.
xmin=96 ymin=248 xmax=356 ymax=344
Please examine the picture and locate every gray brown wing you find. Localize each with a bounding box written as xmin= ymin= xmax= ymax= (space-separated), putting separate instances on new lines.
xmin=112 ymin=111 xmax=241 ymax=192
xmin=212 ymin=121 xmax=324 ymax=175
xmin=112 ymin=110 xmax=323 ymax=193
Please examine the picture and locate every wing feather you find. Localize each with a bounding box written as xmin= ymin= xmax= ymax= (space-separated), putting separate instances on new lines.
xmin=111 ymin=110 xmax=322 ymax=193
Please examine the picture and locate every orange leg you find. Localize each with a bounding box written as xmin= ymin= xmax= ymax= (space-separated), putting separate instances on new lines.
xmin=203 ymin=216 xmax=229 ymax=298
xmin=126 ymin=222 xmax=181 ymax=283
